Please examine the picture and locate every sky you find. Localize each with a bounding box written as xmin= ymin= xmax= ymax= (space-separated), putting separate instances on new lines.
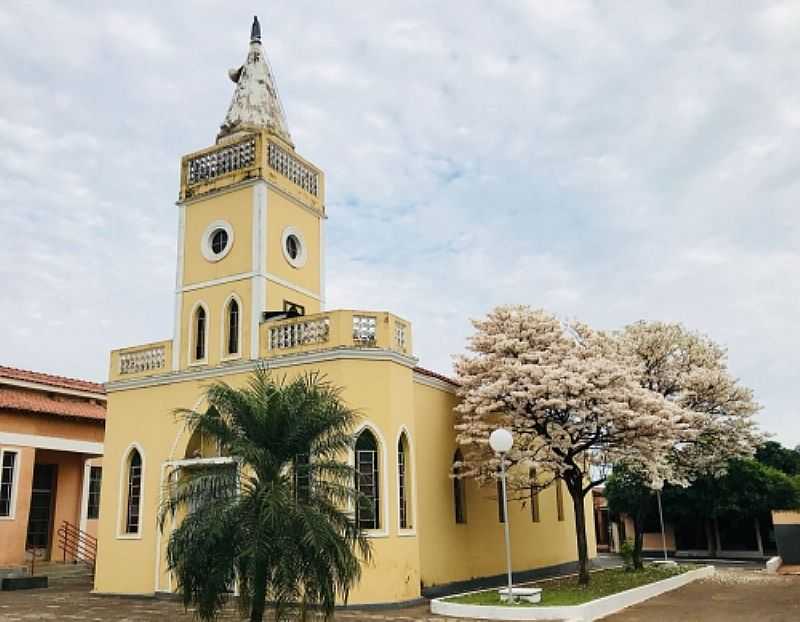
xmin=0 ymin=2 xmax=798 ymax=447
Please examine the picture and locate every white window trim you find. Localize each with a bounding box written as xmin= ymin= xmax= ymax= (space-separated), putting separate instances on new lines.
xmin=0 ymin=447 xmax=21 ymax=521
xmin=80 ymin=459 xmax=91 ymax=532
xmin=200 ymin=220 xmax=234 ymax=263
xmin=187 ymin=301 xmax=210 ymax=367
xmin=116 ymin=443 xmax=145 ymax=540
xmin=220 ymin=294 xmax=244 ymax=362
xmin=281 ymin=226 xmax=308 ymax=269
xmin=395 ymin=426 xmax=417 ymax=537
xmin=350 ymin=422 xmax=390 ymax=539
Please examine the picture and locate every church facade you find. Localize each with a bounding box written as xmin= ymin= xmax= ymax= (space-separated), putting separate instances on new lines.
xmin=93 ymin=18 xmax=595 ymax=605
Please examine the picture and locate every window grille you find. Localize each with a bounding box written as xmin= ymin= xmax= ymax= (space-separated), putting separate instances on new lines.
xmin=195 ymin=307 xmax=207 ymax=361
xmin=227 ymin=300 xmax=239 ymax=355
xmin=395 ymin=324 xmax=406 ymax=351
xmin=352 ymin=316 xmax=377 ymax=346
xmin=398 ymin=437 xmax=409 ymax=529
xmin=294 ymin=453 xmax=311 ymax=503
xmin=126 ymin=450 xmax=142 ymax=534
xmin=355 ymin=430 xmax=380 ymax=530
xmin=0 ymin=450 xmax=17 ymax=517
xmin=87 ymin=466 xmax=102 ymax=520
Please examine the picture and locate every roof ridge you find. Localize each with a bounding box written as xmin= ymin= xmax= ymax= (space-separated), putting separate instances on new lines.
xmin=0 ymin=365 xmax=105 ymax=394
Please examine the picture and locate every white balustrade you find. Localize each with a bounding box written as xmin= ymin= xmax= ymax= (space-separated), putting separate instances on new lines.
xmin=119 ymin=347 xmax=166 ymax=375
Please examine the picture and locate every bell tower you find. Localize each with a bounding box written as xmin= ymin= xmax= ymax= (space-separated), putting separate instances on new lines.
xmin=172 ymin=16 xmax=325 ymax=370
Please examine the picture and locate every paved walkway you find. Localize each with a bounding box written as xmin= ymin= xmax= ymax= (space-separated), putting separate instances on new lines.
xmin=0 ymin=567 xmax=798 ymax=621
xmin=605 ymin=567 xmax=800 ymax=621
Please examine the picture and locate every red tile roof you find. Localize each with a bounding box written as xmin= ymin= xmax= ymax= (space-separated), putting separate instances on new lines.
xmin=413 ymin=366 xmax=460 ymax=387
xmin=0 ymin=365 xmax=105 ymax=394
xmin=0 ymin=386 xmax=105 ymax=422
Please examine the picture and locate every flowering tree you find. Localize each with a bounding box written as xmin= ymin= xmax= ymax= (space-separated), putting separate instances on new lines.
xmin=454 ymin=306 xmax=684 ymax=585
xmin=611 ymin=321 xmax=761 ymax=565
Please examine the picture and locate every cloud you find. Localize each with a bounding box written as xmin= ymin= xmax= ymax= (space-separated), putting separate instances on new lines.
xmin=0 ymin=2 xmax=797 ymax=447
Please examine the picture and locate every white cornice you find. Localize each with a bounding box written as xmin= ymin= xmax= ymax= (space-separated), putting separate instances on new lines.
xmin=412 ymin=372 xmax=458 ymax=395
xmin=0 ymin=378 xmax=106 ymax=401
xmin=0 ymin=431 xmax=104 ymax=455
xmin=106 ymin=348 xmax=419 ymax=393
xmin=179 ymin=271 xmax=321 ymax=301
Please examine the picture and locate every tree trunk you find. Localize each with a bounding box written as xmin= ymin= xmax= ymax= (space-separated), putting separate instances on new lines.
xmin=566 ymin=477 xmax=590 ymax=586
xmin=632 ymin=513 xmax=644 ymax=570
xmin=249 ymin=559 xmax=268 ymax=622
xmin=632 ymin=496 xmax=648 ymax=570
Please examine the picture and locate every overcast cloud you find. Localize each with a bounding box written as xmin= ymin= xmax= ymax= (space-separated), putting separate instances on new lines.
xmin=0 ymin=2 xmax=797 ymax=446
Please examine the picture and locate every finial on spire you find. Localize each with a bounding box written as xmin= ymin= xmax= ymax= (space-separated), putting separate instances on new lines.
xmin=250 ymin=15 xmax=261 ymax=43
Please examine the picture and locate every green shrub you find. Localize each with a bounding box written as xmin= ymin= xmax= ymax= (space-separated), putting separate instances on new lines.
xmin=620 ymin=541 xmax=636 ymax=571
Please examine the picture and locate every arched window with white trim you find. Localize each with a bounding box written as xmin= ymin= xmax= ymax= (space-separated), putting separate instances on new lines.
xmin=124 ymin=448 xmax=143 ymax=534
xmin=226 ymin=298 xmax=240 ymax=356
xmin=355 ymin=429 xmax=380 ymax=530
xmin=193 ymin=305 xmax=207 ymax=362
xmin=397 ymin=432 xmax=412 ymax=530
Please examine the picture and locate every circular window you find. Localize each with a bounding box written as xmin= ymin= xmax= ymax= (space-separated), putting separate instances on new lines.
xmin=210 ymin=229 xmax=228 ymax=255
xmin=285 ymin=234 xmax=300 ymax=260
xmin=281 ymin=226 xmax=307 ymax=268
xmin=201 ymin=220 xmax=234 ymax=262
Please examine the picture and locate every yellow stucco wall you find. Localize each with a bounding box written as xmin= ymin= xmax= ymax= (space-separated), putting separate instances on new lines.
xmin=96 ymin=359 xmax=596 ymax=603
xmin=180 ymin=281 xmax=253 ymax=368
xmin=265 ymin=188 xmax=321 ymax=296
xmin=413 ymin=382 xmax=596 ymax=590
xmin=96 ymin=358 xmax=421 ymax=604
xmin=182 ymin=187 xmax=254 ymax=286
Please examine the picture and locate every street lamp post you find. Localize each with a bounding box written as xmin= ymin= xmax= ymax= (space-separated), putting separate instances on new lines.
xmin=489 ymin=428 xmax=514 ymax=602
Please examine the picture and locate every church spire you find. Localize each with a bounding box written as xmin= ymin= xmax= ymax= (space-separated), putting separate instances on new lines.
xmin=218 ymin=16 xmax=292 ymax=145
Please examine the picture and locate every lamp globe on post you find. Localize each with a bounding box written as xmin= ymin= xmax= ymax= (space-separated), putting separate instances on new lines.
xmin=490 ymin=428 xmax=516 ymax=604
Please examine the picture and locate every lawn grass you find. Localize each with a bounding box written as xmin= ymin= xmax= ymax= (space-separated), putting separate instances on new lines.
xmin=444 ymin=564 xmax=694 ymax=607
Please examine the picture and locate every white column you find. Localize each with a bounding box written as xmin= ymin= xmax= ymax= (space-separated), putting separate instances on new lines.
xmin=172 ymin=204 xmax=186 ymax=370
xmin=79 ymin=460 xmax=91 ymax=533
xmin=250 ymin=182 xmax=267 ymax=359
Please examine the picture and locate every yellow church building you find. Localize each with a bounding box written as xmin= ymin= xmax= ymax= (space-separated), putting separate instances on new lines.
xmin=93 ymin=17 xmax=596 ymax=605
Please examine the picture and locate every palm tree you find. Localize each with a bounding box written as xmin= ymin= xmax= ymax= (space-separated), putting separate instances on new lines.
xmin=159 ymin=368 xmax=371 ymax=622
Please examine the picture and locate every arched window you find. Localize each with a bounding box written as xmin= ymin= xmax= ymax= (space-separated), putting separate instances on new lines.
xmin=193 ymin=306 xmax=207 ymax=361
xmin=529 ymin=467 xmax=540 ymax=523
xmin=125 ymin=449 xmax=142 ymax=534
xmin=555 ymin=477 xmax=565 ymax=522
xmin=497 ymin=476 xmax=506 ymax=523
xmin=226 ymin=299 xmax=239 ymax=356
xmin=355 ymin=429 xmax=380 ymax=530
xmin=452 ymin=449 xmax=466 ymax=524
xmin=397 ymin=432 xmax=412 ymax=529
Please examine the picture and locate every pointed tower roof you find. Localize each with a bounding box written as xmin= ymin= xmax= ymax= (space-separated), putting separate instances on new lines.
xmin=218 ymin=16 xmax=292 ymax=145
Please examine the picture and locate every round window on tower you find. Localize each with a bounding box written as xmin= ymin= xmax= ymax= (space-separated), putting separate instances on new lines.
xmin=201 ymin=220 xmax=234 ymax=262
xmin=281 ymin=226 xmax=307 ymax=268
xmin=211 ymin=229 xmax=228 ymax=255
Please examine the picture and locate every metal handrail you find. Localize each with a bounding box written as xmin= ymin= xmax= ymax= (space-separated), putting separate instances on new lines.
xmin=56 ymin=521 xmax=97 ymax=576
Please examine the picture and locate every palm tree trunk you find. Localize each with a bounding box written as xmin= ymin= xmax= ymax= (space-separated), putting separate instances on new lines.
xmin=250 ymin=560 xmax=268 ymax=622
